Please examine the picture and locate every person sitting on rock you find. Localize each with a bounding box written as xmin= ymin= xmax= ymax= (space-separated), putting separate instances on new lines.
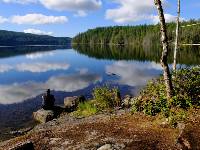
xmin=42 ymin=89 xmax=55 ymax=110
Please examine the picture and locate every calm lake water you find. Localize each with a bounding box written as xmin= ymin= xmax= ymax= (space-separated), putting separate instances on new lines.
xmin=0 ymin=45 xmax=199 ymax=140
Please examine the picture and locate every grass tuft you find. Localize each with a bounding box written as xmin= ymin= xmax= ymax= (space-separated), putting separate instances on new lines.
xmin=72 ymin=100 xmax=98 ymax=118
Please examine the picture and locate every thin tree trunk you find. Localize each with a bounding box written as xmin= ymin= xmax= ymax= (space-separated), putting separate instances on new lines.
xmin=154 ymin=0 xmax=174 ymax=100
xmin=173 ymin=0 xmax=181 ymax=71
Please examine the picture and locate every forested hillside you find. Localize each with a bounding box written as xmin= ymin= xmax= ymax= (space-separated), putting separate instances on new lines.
xmin=73 ymin=20 xmax=200 ymax=45
xmin=0 ymin=30 xmax=71 ymax=46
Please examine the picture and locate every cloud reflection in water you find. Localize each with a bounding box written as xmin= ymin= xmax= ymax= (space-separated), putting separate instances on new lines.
xmin=16 ymin=62 xmax=70 ymax=73
xmin=0 ymin=62 xmax=70 ymax=73
xmin=106 ymin=61 xmax=162 ymax=87
xmin=25 ymin=51 xmax=55 ymax=59
xmin=0 ymin=71 xmax=101 ymax=104
xmin=0 ymin=64 xmax=13 ymax=73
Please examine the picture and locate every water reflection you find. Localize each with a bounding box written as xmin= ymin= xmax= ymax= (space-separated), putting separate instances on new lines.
xmin=0 ymin=71 xmax=101 ymax=104
xmin=0 ymin=62 xmax=70 ymax=73
xmin=0 ymin=64 xmax=13 ymax=73
xmin=74 ymin=44 xmax=200 ymax=65
xmin=0 ymin=45 xmax=71 ymax=58
xmin=0 ymin=45 xmax=198 ymax=140
xmin=16 ymin=62 xmax=70 ymax=73
xmin=106 ymin=61 xmax=162 ymax=87
xmin=1 ymin=45 xmax=198 ymax=105
xmin=48 ymin=72 xmax=101 ymax=92
xmin=26 ymin=51 xmax=55 ymax=60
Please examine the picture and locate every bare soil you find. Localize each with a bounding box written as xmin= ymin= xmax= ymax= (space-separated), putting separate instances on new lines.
xmin=1 ymin=110 xmax=200 ymax=150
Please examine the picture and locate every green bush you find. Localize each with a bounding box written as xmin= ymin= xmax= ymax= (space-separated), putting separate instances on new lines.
xmin=172 ymin=67 xmax=200 ymax=107
xmin=72 ymin=86 xmax=121 ymax=117
xmin=168 ymin=108 xmax=188 ymax=127
xmin=72 ymin=101 xmax=98 ymax=117
xmin=93 ymin=85 xmax=121 ymax=110
xmin=132 ymin=67 xmax=200 ymax=118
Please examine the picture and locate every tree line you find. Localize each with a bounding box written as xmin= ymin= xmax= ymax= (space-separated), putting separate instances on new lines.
xmin=0 ymin=30 xmax=71 ymax=46
xmin=72 ymin=19 xmax=200 ymax=46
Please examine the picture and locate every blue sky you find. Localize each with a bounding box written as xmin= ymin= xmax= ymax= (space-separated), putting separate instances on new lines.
xmin=0 ymin=0 xmax=199 ymax=37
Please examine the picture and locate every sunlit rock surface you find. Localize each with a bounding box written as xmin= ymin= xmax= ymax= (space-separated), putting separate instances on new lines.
xmin=33 ymin=109 xmax=54 ymax=123
xmin=64 ymin=96 xmax=86 ymax=111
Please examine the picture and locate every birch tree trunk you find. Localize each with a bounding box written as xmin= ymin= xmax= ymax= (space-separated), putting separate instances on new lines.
xmin=173 ymin=0 xmax=181 ymax=71
xmin=154 ymin=0 xmax=174 ymax=100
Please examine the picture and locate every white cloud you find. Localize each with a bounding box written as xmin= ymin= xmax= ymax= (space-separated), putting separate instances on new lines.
xmin=24 ymin=28 xmax=53 ymax=36
xmin=106 ymin=0 xmax=155 ymax=23
xmin=1 ymin=0 xmax=102 ymax=17
xmin=152 ymin=13 xmax=185 ymax=24
xmin=39 ymin=0 xmax=102 ymax=16
xmin=105 ymin=0 xmax=172 ymax=24
xmin=74 ymin=11 xmax=87 ymax=17
xmin=16 ymin=62 xmax=70 ymax=73
xmin=2 ymin=0 xmax=37 ymax=4
xmin=0 ymin=16 xmax=8 ymax=23
xmin=0 ymin=72 xmax=101 ymax=104
xmin=11 ymin=13 xmax=68 ymax=25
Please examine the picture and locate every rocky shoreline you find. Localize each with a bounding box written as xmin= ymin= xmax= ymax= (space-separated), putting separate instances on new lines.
xmin=0 ymin=94 xmax=196 ymax=150
xmin=32 ymin=95 xmax=133 ymax=124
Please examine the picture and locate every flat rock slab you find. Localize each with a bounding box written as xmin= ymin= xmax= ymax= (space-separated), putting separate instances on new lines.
xmin=97 ymin=144 xmax=113 ymax=150
xmin=33 ymin=109 xmax=54 ymax=123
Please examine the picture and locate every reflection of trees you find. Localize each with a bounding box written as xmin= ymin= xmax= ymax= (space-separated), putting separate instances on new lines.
xmin=0 ymin=45 xmax=71 ymax=58
xmin=73 ymin=44 xmax=200 ymax=65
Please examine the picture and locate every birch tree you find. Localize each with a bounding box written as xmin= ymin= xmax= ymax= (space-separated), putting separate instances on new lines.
xmin=173 ymin=0 xmax=181 ymax=71
xmin=154 ymin=0 xmax=174 ymax=100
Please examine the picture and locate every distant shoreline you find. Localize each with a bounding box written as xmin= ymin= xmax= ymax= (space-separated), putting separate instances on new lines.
xmin=0 ymin=45 xmax=71 ymax=47
xmin=0 ymin=30 xmax=71 ymax=46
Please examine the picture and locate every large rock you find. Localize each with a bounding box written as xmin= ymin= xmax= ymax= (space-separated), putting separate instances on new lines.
xmin=64 ymin=96 xmax=86 ymax=112
xmin=97 ymin=144 xmax=113 ymax=150
xmin=33 ymin=109 xmax=54 ymax=123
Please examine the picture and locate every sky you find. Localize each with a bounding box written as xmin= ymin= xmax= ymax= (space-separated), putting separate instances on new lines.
xmin=0 ymin=0 xmax=199 ymax=38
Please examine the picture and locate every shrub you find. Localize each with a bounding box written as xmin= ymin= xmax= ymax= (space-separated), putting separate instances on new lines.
xmin=93 ymin=85 xmax=121 ymax=110
xmin=168 ymin=108 xmax=188 ymax=127
xmin=132 ymin=66 xmax=200 ymax=118
xmin=172 ymin=67 xmax=200 ymax=107
xmin=72 ymin=86 xmax=121 ymax=117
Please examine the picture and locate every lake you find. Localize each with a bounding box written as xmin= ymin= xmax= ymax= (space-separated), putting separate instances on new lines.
xmin=0 ymin=45 xmax=199 ymax=141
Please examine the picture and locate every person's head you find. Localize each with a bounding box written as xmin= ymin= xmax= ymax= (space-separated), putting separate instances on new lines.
xmin=47 ymin=89 xmax=50 ymax=95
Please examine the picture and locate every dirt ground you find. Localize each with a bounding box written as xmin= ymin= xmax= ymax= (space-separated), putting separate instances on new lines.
xmin=1 ymin=111 xmax=200 ymax=150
